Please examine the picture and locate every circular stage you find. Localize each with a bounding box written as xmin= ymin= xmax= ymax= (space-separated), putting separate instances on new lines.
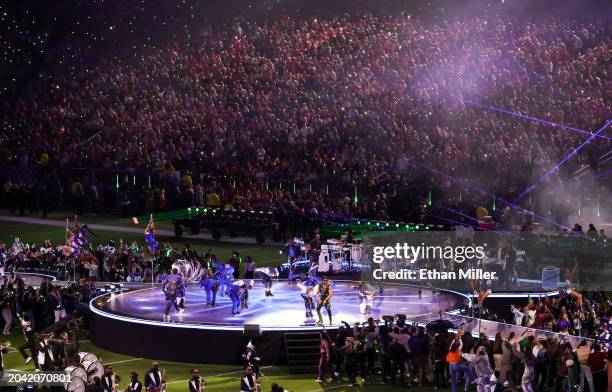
xmin=89 ymin=281 xmax=468 ymax=364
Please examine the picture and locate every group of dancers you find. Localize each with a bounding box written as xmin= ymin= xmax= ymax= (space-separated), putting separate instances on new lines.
xmin=159 ymin=261 xmax=338 ymax=325
xmin=143 ymin=216 xmax=377 ymax=325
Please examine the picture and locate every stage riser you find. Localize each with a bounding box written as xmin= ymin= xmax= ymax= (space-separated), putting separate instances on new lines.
xmin=90 ymin=312 xmax=287 ymax=364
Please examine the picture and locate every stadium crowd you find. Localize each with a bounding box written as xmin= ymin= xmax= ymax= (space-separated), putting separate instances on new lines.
xmin=309 ymin=320 xmax=612 ymax=392
xmin=1 ymin=13 xmax=610 ymax=224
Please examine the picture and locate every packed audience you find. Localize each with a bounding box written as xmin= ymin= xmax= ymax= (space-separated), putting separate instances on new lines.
xmin=1 ymin=13 xmax=610 ymax=224
xmin=310 ymin=318 xmax=612 ymax=392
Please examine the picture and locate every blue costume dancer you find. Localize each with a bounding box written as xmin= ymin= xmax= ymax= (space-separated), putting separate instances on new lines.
xmin=163 ymin=268 xmax=185 ymax=321
xmin=158 ymin=269 xmax=169 ymax=291
xmin=212 ymin=261 xmax=234 ymax=296
xmin=76 ymin=224 xmax=89 ymax=248
xmin=144 ymin=215 xmax=159 ymax=252
xmin=200 ymin=272 xmax=219 ymax=306
xmin=228 ymin=281 xmax=245 ymax=315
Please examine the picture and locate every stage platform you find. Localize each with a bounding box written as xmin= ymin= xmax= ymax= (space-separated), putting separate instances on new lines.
xmin=89 ymin=281 xmax=469 ymax=363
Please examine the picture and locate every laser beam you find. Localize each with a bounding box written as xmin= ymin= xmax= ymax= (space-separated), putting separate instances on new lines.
xmin=437 ymin=204 xmax=480 ymax=223
xmin=465 ymin=100 xmax=612 ymax=141
xmin=410 ymin=160 xmax=574 ymax=232
xmin=513 ymin=120 xmax=612 ymax=203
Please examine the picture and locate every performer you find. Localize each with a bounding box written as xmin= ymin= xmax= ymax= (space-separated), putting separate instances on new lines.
xmin=101 ymin=365 xmax=120 ymax=392
xmin=163 ymin=268 xmax=185 ymax=321
xmin=145 ymin=215 xmax=159 ymax=253
xmin=145 ymin=362 xmax=165 ymax=392
xmin=65 ymin=219 xmax=80 ymax=255
xmin=560 ymin=287 xmax=583 ymax=308
xmin=228 ymin=280 xmax=244 ymax=315
xmin=17 ymin=314 xmax=37 ymax=366
xmin=297 ymin=280 xmax=315 ymax=319
xmin=188 ymin=368 xmax=205 ymax=392
xmin=256 ymin=267 xmax=278 ymax=297
xmin=200 ymin=272 xmax=218 ymax=306
xmin=74 ymin=216 xmax=92 ymax=249
xmin=477 ymin=288 xmax=492 ymax=310
xmin=356 ymin=283 xmax=375 ymax=315
xmin=286 ymin=239 xmax=299 ymax=283
xmin=241 ymin=280 xmax=254 ymax=310
xmin=0 ymin=339 xmax=10 ymax=372
xmin=36 ymin=333 xmax=55 ymax=371
xmin=125 ymin=370 xmax=143 ymax=392
xmin=240 ymin=366 xmax=259 ymax=392
xmin=464 ymin=346 xmax=494 ymax=392
xmin=212 ymin=260 xmax=234 ymax=296
xmin=315 ymin=276 xmax=333 ymax=325
xmin=175 ymin=274 xmax=186 ymax=313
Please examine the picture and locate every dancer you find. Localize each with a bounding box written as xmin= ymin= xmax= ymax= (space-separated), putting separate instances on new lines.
xmin=17 ymin=314 xmax=37 ymax=366
xmin=465 ymin=346 xmax=494 ymax=392
xmin=212 ymin=260 xmax=234 ymax=296
xmin=145 ymin=215 xmax=159 ymax=253
xmin=200 ymin=272 xmax=218 ymax=306
xmin=163 ymin=268 xmax=185 ymax=321
xmin=241 ymin=280 xmax=255 ymax=310
xmin=297 ymin=280 xmax=316 ymax=319
xmin=356 ymin=283 xmax=375 ymax=314
xmin=286 ymin=238 xmax=299 ymax=283
xmin=228 ymin=280 xmax=244 ymax=315
xmin=561 ymin=287 xmax=583 ymax=308
xmin=175 ymin=275 xmax=186 ymax=313
xmin=315 ymin=276 xmax=333 ymax=325
xmin=256 ymin=267 xmax=278 ymax=297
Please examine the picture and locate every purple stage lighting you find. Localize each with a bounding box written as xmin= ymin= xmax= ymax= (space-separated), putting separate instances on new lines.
xmin=465 ymin=100 xmax=612 ymax=141
xmin=433 ymin=215 xmax=482 ymax=230
xmin=437 ymin=204 xmax=480 ymax=223
xmin=513 ymin=120 xmax=612 ymax=204
xmin=410 ymin=160 xmax=575 ymax=232
xmin=589 ymin=170 xmax=611 ymax=181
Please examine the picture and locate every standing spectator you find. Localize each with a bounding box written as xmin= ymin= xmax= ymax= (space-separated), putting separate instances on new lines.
xmin=316 ymin=331 xmax=332 ymax=383
xmin=244 ymin=256 xmax=256 ymax=279
xmin=431 ymin=333 xmax=448 ymax=389
xmin=1 ymin=296 xmax=12 ymax=335
xmin=576 ymin=340 xmax=594 ymax=392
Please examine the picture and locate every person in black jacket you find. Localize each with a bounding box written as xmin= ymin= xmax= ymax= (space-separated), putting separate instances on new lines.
xmin=188 ymin=368 xmax=205 ymax=392
xmin=125 ymin=371 xmax=142 ymax=392
xmin=431 ymin=333 xmax=448 ymax=389
xmin=389 ymin=337 xmax=407 ymax=386
xmin=240 ymin=366 xmax=258 ymax=392
xmin=101 ymin=365 xmax=119 ymax=392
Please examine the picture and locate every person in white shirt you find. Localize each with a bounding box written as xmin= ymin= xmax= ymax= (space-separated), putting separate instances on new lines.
xmin=511 ymin=305 xmax=524 ymax=326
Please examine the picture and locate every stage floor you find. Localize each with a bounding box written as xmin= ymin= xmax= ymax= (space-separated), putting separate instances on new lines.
xmin=91 ymin=280 xmax=468 ymax=331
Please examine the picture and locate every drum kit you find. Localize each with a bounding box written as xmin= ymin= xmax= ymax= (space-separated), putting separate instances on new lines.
xmin=318 ymin=239 xmax=363 ymax=272
xmin=63 ymin=351 xmax=104 ymax=392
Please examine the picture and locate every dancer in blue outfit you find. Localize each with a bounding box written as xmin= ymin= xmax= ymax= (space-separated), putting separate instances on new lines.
xmin=163 ymin=268 xmax=185 ymax=321
xmin=200 ymin=272 xmax=219 ymax=306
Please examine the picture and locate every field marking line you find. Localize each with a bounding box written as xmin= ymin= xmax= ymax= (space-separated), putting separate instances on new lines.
xmin=166 ymin=366 xmax=273 ymax=385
